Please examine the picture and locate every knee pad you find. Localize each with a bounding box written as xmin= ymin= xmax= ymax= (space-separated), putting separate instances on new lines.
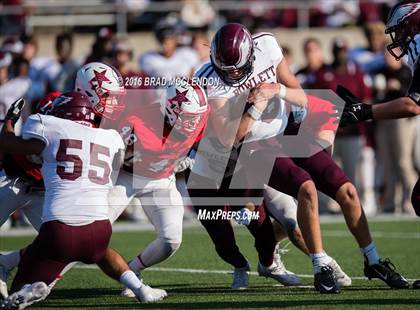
xmin=159 ymin=238 xmax=182 ymax=257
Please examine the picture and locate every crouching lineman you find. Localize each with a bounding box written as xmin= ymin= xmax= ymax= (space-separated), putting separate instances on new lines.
xmin=0 ymin=93 xmax=167 ymax=309
xmin=105 ymin=79 xmax=209 ymax=297
xmin=0 ymin=62 xmax=129 ymax=298
xmin=336 ymin=0 xmax=420 ymax=289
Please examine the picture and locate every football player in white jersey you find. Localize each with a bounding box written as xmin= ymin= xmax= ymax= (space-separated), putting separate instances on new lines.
xmin=336 ymin=0 xmax=420 ymax=288
xmin=189 ymin=23 xmax=350 ymax=292
xmin=0 ymin=62 xmax=127 ymax=298
xmin=0 ymin=92 xmax=167 ymax=309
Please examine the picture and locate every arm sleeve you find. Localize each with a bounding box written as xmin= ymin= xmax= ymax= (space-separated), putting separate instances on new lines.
xmin=261 ymin=34 xmax=284 ymax=66
xmin=21 ymin=114 xmax=49 ymax=147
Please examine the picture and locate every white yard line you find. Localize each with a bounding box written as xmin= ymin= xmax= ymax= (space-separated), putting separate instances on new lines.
xmin=75 ymin=265 xmax=419 ymax=282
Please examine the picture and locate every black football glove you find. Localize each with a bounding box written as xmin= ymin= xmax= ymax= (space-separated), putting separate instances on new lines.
xmin=336 ymin=85 xmax=373 ymax=127
xmin=5 ymin=97 xmax=25 ymax=126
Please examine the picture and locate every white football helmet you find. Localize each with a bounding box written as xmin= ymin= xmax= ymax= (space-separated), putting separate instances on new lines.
xmin=75 ymin=62 xmax=126 ymax=119
xmin=161 ymin=79 xmax=208 ymax=135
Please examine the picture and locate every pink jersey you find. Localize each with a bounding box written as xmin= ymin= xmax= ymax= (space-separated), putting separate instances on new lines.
xmin=119 ymin=102 xmax=208 ymax=179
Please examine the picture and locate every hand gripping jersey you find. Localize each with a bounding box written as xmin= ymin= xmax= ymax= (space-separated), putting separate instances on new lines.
xmin=193 ymin=32 xmax=289 ymax=178
xmin=120 ymin=102 xmax=208 ymax=179
xmin=407 ymin=34 xmax=420 ymax=105
xmin=22 ymin=114 xmax=125 ymax=225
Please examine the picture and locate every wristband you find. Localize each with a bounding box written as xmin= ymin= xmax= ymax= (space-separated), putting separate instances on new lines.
xmin=279 ymin=83 xmax=287 ymax=99
xmin=361 ymin=104 xmax=373 ymax=121
xmin=247 ymin=105 xmax=263 ymax=120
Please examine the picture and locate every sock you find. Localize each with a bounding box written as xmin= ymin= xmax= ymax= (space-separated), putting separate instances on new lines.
xmin=119 ymin=270 xmax=143 ymax=291
xmin=360 ymin=242 xmax=380 ymax=266
xmin=0 ymin=250 xmax=21 ymax=270
xmin=128 ymin=255 xmax=146 ymax=273
xmin=310 ymin=251 xmax=332 ymax=274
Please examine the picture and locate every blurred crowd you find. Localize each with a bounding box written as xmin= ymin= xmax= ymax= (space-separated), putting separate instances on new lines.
xmin=0 ymin=6 xmax=419 ymax=228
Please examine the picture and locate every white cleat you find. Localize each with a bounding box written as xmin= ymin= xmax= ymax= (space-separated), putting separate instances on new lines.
xmin=133 ymin=285 xmax=167 ymax=303
xmin=121 ymin=287 xmax=136 ymax=298
xmin=1 ymin=282 xmax=49 ymax=310
xmin=257 ymin=260 xmax=302 ymax=286
xmin=231 ymin=264 xmax=250 ymax=290
xmin=0 ymin=261 xmax=9 ymax=299
xmin=328 ymin=258 xmax=352 ymax=287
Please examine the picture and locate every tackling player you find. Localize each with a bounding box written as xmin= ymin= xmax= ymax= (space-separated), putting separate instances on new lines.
xmin=104 ymin=79 xmax=209 ymax=297
xmin=335 ymin=0 xmax=420 ymax=288
xmin=0 ymin=92 xmax=166 ymax=310
xmin=0 ymin=62 xmax=128 ymax=298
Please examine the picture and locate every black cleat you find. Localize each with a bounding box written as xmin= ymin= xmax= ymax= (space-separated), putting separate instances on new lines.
xmin=314 ymin=265 xmax=340 ymax=294
xmin=412 ymin=280 xmax=420 ymax=289
xmin=364 ymin=258 xmax=409 ymax=289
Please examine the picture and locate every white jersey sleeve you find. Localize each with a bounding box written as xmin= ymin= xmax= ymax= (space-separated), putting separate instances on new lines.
xmin=253 ymin=32 xmax=283 ymax=68
xmin=22 ymin=114 xmax=49 ymax=147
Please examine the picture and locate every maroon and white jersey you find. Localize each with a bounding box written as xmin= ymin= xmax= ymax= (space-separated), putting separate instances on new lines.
xmin=22 ymin=114 xmax=124 ymax=225
xmin=193 ymin=32 xmax=288 ymax=178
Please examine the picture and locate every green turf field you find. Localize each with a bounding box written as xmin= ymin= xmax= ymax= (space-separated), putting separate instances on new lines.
xmin=1 ymin=220 xmax=420 ymax=309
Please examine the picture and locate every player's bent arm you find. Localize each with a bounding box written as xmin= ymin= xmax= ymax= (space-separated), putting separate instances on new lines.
xmin=275 ymin=58 xmax=307 ymax=108
xmin=372 ymin=96 xmax=420 ymax=120
xmin=210 ymin=97 xmax=243 ymax=147
xmin=0 ymin=120 xmax=45 ymax=155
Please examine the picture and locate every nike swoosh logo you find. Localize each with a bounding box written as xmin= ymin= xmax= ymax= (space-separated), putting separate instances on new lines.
xmin=375 ymin=270 xmax=387 ymax=280
xmin=320 ymin=283 xmax=334 ymax=291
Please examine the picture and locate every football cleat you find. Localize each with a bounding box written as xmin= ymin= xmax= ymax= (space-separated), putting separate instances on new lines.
xmin=314 ymin=265 xmax=340 ymax=294
xmin=0 ymin=260 xmax=9 ymax=299
xmin=328 ymin=259 xmax=352 ymax=287
xmin=133 ymin=285 xmax=167 ymax=303
xmin=1 ymin=282 xmax=49 ymax=310
xmin=258 ymin=260 xmax=302 ymax=286
xmin=364 ymin=258 xmax=409 ymax=289
xmin=412 ymin=280 xmax=420 ymax=289
xmin=121 ymin=287 xmax=135 ymax=298
xmin=231 ymin=263 xmax=250 ymax=290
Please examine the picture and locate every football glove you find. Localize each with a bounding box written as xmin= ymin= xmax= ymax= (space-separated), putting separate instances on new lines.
xmin=336 ymin=85 xmax=372 ymax=127
xmin=5 ymin=98 xmax=25 ymax=126
xmin=173 ymin=157 xmax=195 ymax=173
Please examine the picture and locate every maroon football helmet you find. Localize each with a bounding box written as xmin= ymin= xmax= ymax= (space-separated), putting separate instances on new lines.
xmin=385 ymin=1 xmax=420 ymax=60
xmin=51 ymin=92 xmax=99 ymax=127
xmin=210 ymin=23 xmax=255 ymax=86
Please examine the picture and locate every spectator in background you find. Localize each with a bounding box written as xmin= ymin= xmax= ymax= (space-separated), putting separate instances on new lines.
xmin=191 ymin=32 xmax=210 ymax=73
xmin=85 ymin=27 xmax=114 ymax=64
xmin=375 ymin=51 xmax=417 ymax=214
xmin=0 ymin=55 xmax=30 ymax=132
xmin=47 ymin=33 xmax=79 ymax=92
xmin=21 ymin=35 xmax=54 ymax=105
xmin=139 ymin=15 xmax=199 ymax=80
xmin=181 ymin=0 xmax=215 ymax=31
xmin=349 ymin=22 xmax=386 ymax=76
xmin=296 ymin=38 xmax=325 ymax=88
xmin=110 ymin=38 xmax=146 ymax=89
xmin=313 ymin=37 xmax=375 ymax=214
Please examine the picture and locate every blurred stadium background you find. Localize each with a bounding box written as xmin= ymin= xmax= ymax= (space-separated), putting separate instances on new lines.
xmin=0 ymin=0 xmax=419 ymax=229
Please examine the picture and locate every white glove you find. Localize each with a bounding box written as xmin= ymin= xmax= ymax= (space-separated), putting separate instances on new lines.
xmin=234 ymin=208 xmax=253 ymax=226
xmin=173 ymin=157 xmax=195 ymax=173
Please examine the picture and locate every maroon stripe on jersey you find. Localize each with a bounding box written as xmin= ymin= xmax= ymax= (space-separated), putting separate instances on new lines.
xmin=193 ymin=84 xmax=207 ymax=107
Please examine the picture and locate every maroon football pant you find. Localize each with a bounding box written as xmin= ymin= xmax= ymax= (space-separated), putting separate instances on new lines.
xmin=187 ymin=171 xmax=276 ymax=268
xmin=251 ymin=149 xmax=350 ymax=200
xmin=11 ymin=220 xmax=112 ymax=293
xmin=412 ymin=178 xmax=420 ymax=217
